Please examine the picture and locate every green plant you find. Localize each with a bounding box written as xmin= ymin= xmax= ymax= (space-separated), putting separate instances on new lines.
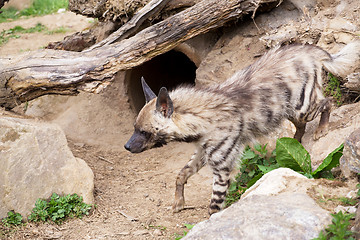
xmin=226 ymin=144 xmax=278 ymax=206
xmin=0 ymin=0 xmax=68 ymax=23
xmin=147 ymin=224 xmax=167 ymax=231
xmin=276 ymin=138 xmax=343 ymax=179
xmin=45 ymin=26 xmax=69 ymax=35
xmin=226 ymin=138 xmax=343 ymax=207
xmin=174 ymin=223 xmax=194 ymax=240
xmin=336 ymin=197 xmax=358 ymax=206
xmin=324 ymin=73 xmax=342 ymax=106
xmin=1 ymin=211 xmax=23 ymax=227
xmin=313 ymin=211 xmax=356 ymax=240
xmin=28 ymin=193 xmax=92 ymax=224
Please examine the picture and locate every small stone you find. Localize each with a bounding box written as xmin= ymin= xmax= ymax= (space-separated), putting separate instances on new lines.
xmin=153 ymin=229 xmax=163 ymax=236
xmin=346 ymin=190 xmax=357 ymax=199
xmin=133 ymin=230 xmax=148 ymax=236
xmin=74 ymin=142 xmax=85 ymax=148
xmin=334 ymin=205 xmax=357 ymax=214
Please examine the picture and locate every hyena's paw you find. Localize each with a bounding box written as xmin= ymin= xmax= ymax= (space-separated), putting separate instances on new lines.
xmin=172 ymin=197 xmax=185 ymax=213
xmin=208 ymin=204 xmax=221 ymax=215
xmin=313 ymin=126 xmax=329 ymax=140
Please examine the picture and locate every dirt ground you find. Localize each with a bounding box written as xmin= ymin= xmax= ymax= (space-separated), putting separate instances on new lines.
xmin=1 ymin=10 xmax=215 ymax=240
xmin=0 ymin=4 xmax=358 ymax=240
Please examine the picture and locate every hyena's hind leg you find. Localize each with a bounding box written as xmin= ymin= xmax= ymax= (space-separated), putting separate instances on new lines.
xmin=313 ymin=98 xmax=331 ymax=140
xmin=173 ymin=148 xmax=206 ymax=213
xmin=290 ymin=98 xmax=332 ymax=142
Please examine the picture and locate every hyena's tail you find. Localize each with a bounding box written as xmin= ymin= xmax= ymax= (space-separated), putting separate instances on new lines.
xmin=322 ymin=40 xmax=360 ymax=77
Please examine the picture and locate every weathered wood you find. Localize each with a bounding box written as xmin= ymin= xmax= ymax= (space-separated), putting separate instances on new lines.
xmin=0 ymin=0 xmax=279 ymax=109
xmin=87 ymin=0 xmax=172 ymax=51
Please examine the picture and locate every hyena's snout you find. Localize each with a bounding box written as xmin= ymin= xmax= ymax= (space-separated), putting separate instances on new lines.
xmin=124 ymin=130 xmax=148 ymax=153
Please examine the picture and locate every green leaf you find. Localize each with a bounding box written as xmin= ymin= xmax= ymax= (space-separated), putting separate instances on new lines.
xmin=275 ymin=137 xmax=311 ymax=174
xmin=254 ymin=143 xmax=262 ymax=152
xmin=228 ymin=182 xmax=237 ymax=192
xmin=241 ymin=148 xmax=256 ymax=160
xmin=257 ymin=164 xmax=280 ymax=174
xmin=247 ymin=173 xmax=263 ymax=188
xmin=184 ymin=224 xmax=194 ymax=230
xmin=248 ymin=170 xmax=256 ymax=177
xmin=312 ymin=144 xmax=343 ymax=177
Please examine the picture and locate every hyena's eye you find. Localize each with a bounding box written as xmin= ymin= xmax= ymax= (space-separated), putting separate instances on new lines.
xmin=140 ymin=130 xmax=152 ymax=139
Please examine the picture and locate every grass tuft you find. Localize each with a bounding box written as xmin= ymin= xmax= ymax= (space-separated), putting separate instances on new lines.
xmin=324 ymin=73 xmax=342 ymax=106
xmin=0 ymin=0 xmax=68 ymax=23
xmin=0 ymin=23 xmax=47 ymax=46
xmin=28 ymin=193 xmax=92 ymax=224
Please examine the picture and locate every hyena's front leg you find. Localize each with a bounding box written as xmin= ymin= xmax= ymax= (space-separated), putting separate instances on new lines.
xmin=173 ymin=148 xmax=206 ymax=213
xmin=289 ymin=117 xmax=307 ymax=143
xmin=293 ymin=121 xmax=307 ymax=143
xmin=209 ymin=169 xmax=231 ymax=215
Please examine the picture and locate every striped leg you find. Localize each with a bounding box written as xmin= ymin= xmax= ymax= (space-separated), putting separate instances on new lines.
xmin=313 ymin=98 xmax=331 ymax=140
xmin=173 ymin=148 xmax=206 ymax=213
xmin=209 ymin=169 xmax=231 ymax=215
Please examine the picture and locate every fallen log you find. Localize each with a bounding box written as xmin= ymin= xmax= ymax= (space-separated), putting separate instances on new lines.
xmin=0 ymin=0 xmax=280 ymax=109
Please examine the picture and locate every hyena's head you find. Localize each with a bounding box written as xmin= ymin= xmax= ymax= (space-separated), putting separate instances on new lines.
xmin=124 ymin=77 xmax=175 ymax=153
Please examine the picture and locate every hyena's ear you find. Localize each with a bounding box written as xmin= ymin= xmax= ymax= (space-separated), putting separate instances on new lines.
xmin=156 ymin=87 xmax=174 ymax=118
xmin=141 ymin=77 xmax=156 ymax=103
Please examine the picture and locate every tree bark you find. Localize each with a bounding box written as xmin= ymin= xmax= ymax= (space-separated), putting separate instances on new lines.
xmin=0 ymin=0 xmax=279 ymax=109
xmin=87 ymin=0 xmax=172 ymax=51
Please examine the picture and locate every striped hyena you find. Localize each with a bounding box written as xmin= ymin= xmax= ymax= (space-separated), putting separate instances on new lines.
xmin=124 ymin=41 xmax=360 ymax=215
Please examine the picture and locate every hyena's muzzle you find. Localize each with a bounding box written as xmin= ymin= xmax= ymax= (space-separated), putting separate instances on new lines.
xmin=124 ymin=130 xmax=150 ymax=153
xmin=124 ymin=129 xmax=168 ymax=153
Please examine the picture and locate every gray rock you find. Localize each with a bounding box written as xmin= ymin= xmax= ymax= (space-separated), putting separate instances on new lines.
xmin=0 ymin=117 xmax=94 ymax=218
xmin=302 ymin=102 xmax=360 ymax=169
xmin=184 ymin=168 xmax=331 ymax=240
xmin=340 ymin=128 xmax=360 ymax=178
xmin=241 ymin=168 xmax=308 ymax=200
xmin=185 ymin=193 xmax=330 ymax=240
xmin=353 ymin=206 xmax=360 ymax=240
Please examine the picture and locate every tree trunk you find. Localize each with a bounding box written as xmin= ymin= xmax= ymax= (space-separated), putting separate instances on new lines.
xmin=0 ymin=0 xmax=279 ymax=109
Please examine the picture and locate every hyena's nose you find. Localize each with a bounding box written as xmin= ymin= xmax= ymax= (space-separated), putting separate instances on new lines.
xmin=124 ymin=143 xmax=131 ymax=152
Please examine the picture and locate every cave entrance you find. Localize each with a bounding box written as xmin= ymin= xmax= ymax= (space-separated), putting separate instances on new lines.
xmin=125 ymin=50 xmax=197 ymax=113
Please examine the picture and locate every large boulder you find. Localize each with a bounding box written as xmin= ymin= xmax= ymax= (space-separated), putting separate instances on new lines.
xmin=340 ymin=128 xmax=360 ymax=178
xmin=184 ymin=168 xmax=331 ymax=240
xmin=0 ymin=116 xmax=94 ymax=218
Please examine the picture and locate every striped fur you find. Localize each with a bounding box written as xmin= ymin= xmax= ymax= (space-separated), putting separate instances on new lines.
xmin=124 ymin=41 xmax=360 ymax=215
